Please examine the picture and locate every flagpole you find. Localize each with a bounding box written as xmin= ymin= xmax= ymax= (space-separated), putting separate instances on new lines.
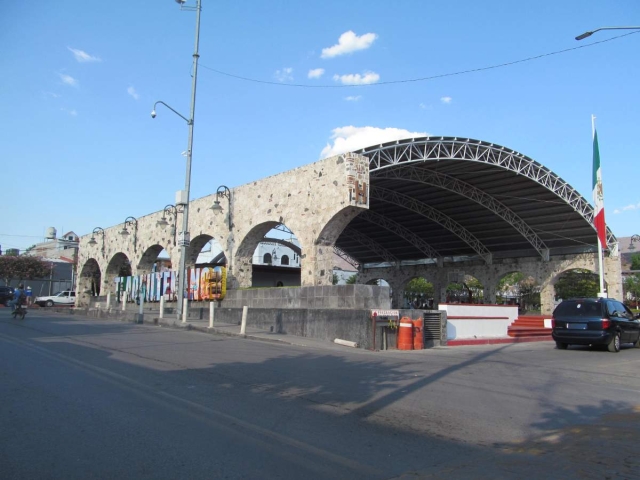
xmin=592 ymin=115 xmax=607 ymax=298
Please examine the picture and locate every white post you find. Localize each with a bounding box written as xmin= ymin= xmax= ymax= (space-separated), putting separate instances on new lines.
xmin=240 ymin=306 xmax=248 ymax=335
xmin=182 ymin=298 xmax=188 ymax=323
xmin=106 ymin=292 xmax=111 ymax=310
xmin=122 ymin=294 xmax=126 ymax=311
xmin=209 ymin=302 xmax=215 ymax=328
xmin=139 ymin=293 xmax=144 ymax=315
xmin=159 ymin=296 xmax=165 ymax=319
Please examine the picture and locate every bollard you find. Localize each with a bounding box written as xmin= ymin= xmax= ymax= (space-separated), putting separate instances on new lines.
xmin=159 ymin=296 xmax=165 ymax=319
xmin=122 ymin=295 xmax=126 ymax=312
xmin=209 ymin=302 xmax=215 ymax=328
xmin=240 ymin=306 xmax=248 ymax=335
xmin=106 ymin=292 xmax=111 ymax=311
xmin=182 ymin=298 xmax=188 ymax=324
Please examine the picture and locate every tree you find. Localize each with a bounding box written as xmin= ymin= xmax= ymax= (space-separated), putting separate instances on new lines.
xmin=631 ymin=254 xmax=640 ymax=271
xmin=346 ymin=274 xmax=357 ymax=284
xmin=624 ymin=274 xmax=640 ymax=307
xmin=0 ymin=255 xmax=51 ymax=286
xmin=554 ymin=269 xmax=599 ymax=300
xmin=332 ymin=273 xmax=339 ymax=285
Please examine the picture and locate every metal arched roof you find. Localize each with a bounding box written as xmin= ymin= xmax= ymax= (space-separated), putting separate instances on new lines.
xmin=336 ymin=136 xmax=616 ymax=267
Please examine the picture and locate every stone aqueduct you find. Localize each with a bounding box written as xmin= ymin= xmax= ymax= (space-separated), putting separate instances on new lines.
xmin=76 ymin=137 xmax=622 ymax=315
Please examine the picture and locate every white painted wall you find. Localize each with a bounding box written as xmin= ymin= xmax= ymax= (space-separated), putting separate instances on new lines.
xmin=440 ymin=304 xmax=519 ymax=340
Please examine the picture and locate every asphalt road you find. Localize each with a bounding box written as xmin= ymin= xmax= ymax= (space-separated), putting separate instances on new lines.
xmin=1 ymin=309 xmax=639 ymax=479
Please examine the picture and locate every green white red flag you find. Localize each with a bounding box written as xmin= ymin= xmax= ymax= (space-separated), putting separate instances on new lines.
xmin=592 ymin=128 xmax=607 ymax=248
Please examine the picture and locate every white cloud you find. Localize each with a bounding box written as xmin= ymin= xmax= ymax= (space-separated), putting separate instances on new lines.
xmin=44 ymin=92 xmax=61 ymax=98
xmin=60 ymin=108 xmax=77 ymax=116
xmin=333 ymin=71 xmax=380 ymax=85
xmin=320 ymin=126 xmax=429 ymax=159
xmin=623 ymin=203 xmax=640 ymax=211
xmin=441 ymin=96 xmax=452 ymax=104
xmin=345 ymin=95 xmax=361 ymax=102
xmin=308 ymin=68 xmax=325 ymax=79
xmin=321 ymin=31 xmax=378 ymax=59
xmin=274 ymin=67 xmax=293 ymax=82
xmin=614 ymin=209 xmax=621 ymax=214
xmin=127 ymin=86 xmax=139 ymax=100
xmin=67 ymin=47 xmax=101 ymax=63
xmin=58 ymin=73 xmax=78 ymax=87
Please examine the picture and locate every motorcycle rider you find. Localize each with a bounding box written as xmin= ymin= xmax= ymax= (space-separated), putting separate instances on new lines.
xmin=9 ymin=284 xmax=26 ymax=312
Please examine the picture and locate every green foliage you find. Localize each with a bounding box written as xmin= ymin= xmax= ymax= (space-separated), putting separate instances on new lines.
xmin=0 ymin=255 xmax=51 ymax=286
xmin=345 ymin=274 xmax=357 ymax=284
xmin=554 ymin=269 xmax=599 ymax=300
xmin=624 ymin=274 xmax=640 ymax=306
xmin=332 ymin=273 xmax=339 ymax=285
xmin=631 ymin=254 xmax=640 ymax=271
xmin=404 ymin=277 xmax=434 ymax=297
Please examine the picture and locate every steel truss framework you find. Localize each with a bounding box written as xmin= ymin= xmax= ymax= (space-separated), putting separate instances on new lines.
xmin=370 ymin=186 xmax=493 ymax=264
xmin=363 ymin=137 xmax=616 ymax=247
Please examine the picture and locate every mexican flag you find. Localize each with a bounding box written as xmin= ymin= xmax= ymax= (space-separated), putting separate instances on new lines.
xmin=592 ymin=128 xmax=607 ymax=248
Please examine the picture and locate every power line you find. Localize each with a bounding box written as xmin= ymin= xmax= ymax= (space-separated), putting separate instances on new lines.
xmin=199 ymin=31 xmax=638 ymax=88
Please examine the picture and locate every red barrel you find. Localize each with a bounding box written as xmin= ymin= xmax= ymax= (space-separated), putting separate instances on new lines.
xmin=412 ymin=319 xmax=424 ymax=350
xmin=397 ymin=316 xmax=414 ymax=350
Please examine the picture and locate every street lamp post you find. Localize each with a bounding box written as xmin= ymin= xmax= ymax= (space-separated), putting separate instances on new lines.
xmin=209 ymin=185 xmax=232 ymax=231
xmin=87 ymin=227 xmax=105 ymax=257
xmin=628 ymin=235 xmax=640 ymax=251
xmin=119 ymin=217 xmax=138 ymax=253
xmin=575 ymin=26 xmax=640 ymax=40
xmin=156 ymin=204 xmax=183 ymax=246
xmin=151 ymin=0 xmax=202 ymax=319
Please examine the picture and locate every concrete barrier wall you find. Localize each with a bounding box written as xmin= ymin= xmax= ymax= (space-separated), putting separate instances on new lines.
xmin=440 ymin=304 xmax=518 ymax=340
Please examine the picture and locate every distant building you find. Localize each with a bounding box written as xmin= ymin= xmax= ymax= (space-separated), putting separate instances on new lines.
xmin=26 ymin=230 xmax=79 ymax=263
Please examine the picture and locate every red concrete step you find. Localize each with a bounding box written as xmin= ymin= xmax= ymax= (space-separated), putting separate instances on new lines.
xmin=508 ymin=315 xmax=551 ymax=338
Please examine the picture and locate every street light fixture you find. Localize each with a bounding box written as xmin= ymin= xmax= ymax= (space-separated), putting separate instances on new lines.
xmin=151 ymin=0 xmax=202 ymax=320
xmin=575 ymin=26 xmax=640 ymax=41
xmin=87 ymin=227 xmax=105 ymax=257
xmin=157 ymin=204 xmax=183 ymax=246
xmin=120 ymin=216 xmax=138 ymax=253
xmin=628 ymin=234 xmax=640 ymax=251
xmin=210 ymin=185 xmax=232 ymax=230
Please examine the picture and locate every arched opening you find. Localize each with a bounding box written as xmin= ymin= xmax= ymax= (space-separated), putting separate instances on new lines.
xmin=106 ymin=252 xmax=131 ymax=301
xmin=403 ymin=277 xmax=435 ymax=309
xmin=138 ymin=244 xmax=168 ymax=275
xmin=78 ymin=258 xmax=101 ymax=296
xmin=236 ymin=222 xmax=301 ymax=287
xmin=497 ymin=271 xmax=541 ymax=313
xmin=446 ymin=274 xmax=483 ymax=304
xmin=553 ymin=268 xmax=602 ymax=304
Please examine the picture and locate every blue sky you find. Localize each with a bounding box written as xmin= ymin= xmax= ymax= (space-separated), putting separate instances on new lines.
xmin=1 ymin=0 xmax=639 ymax=253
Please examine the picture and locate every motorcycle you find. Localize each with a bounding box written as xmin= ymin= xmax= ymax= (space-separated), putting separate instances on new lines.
xmin=12 ymin=304 xmax=27 ymax=320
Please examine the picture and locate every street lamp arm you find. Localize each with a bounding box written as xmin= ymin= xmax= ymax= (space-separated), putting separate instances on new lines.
xmin=576 ymin=26 xmax=640 ymax=40
xmin=152 ymin=101 xmax=192 ymax=125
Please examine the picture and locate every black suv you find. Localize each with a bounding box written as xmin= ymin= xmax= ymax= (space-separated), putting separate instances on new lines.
xmin=552 ymin=298 xmax=640 ymax=352
xmin=0 ymin=286 xmax=14 ymax=306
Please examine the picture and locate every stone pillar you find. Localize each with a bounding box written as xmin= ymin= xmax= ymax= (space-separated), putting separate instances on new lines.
xmin=540 ymin=283 xmax=555 ymax=315
xmin=231 ymin=254 xmax=252 ymax=288
xmin=302 ymin=244 xmax=334 ymax=286
xmin=604 ymin=254 xmax=623 ymax=300
xmin=484 ymin=285 xmax=497 ymax=304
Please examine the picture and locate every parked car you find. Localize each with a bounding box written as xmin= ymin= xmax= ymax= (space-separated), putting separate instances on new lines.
xmin=552 ymin=298 xmax=640 ymax=352
xmin=34 ymin=291 xmax=76 ymax=307
xmin=0 ymin=286 xmax=15 ymax=306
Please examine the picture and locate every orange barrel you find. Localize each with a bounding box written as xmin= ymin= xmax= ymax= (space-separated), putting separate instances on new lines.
xmin=412 ymin=319 xmax=424 ymax=350
xmin=397 ymin=316 xmax=414 ymax=350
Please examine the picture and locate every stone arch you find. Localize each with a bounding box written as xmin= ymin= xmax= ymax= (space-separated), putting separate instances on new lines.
xmin=137 ymin=244 xmax=167 ymax=275
xmin=77 ymin=258 xmax=101 ymax=306
xmin=105 ymin=252 xmax=131 ymax=295
xmin=548 ymin=267 xmax=603 ymax=302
